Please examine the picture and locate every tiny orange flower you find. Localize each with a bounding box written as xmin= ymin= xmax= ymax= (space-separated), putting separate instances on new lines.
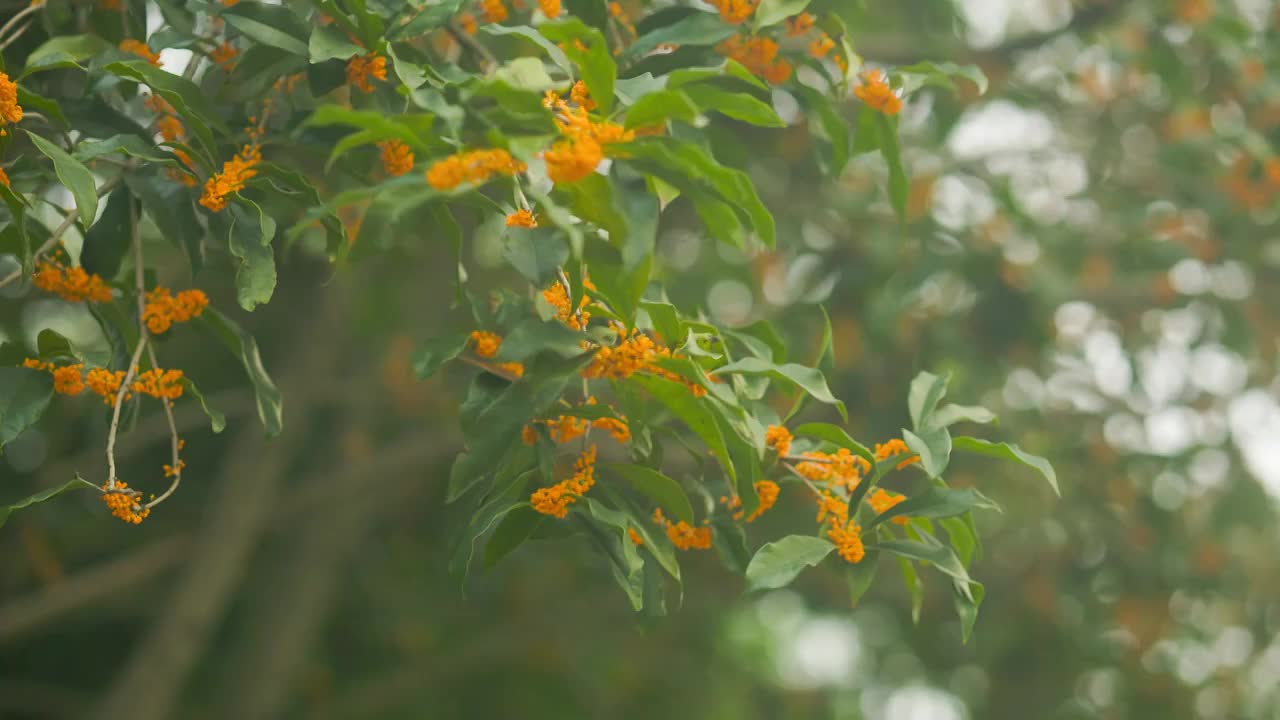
xmin=0 ymin=72 xmax=22 ymax=126
xmin=481 ymin=0 xmax=508 ymax=23
xmin=765 ymin=425 xmax=792 ymax=456
xmin=378 ymin=139 xmax=415 ymax=176
xmin=853 ymin=69 xmax=902 ymax=116
xmin=119 ymin=39 xmax=161 ymax=66
xmin=505 ymin=209 xmax=538 ymax=227
xmin=538 ymin=0 xmax=561 ymax=18
xmin=199 ymin=144 xmax=262 ymax=212
xmin=868 ymin=488 xmax=909 ymax=525
xmin=101 ymin=481 xmax=150 ymax=524
xmin=345 ymin=53 xmax=387 ymax=93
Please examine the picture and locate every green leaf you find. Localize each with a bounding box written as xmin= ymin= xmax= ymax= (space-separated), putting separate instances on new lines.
xmin=631 ymin=374 xmax=735 ymax=484
xmin=491 ymin=56 xmax=556 ymax=92
xmin=897 ymin=61 xmax=989 ymax=95
xmin=411 ymin=333 xmax=470 ymax=380
xmin=124 ymin=172 xmax=203 ymax=274
xmin=17 ymin=88 xmax=67 ymax=129
xmin=450 ymin=471 xmax=532 ymax=586
xmin=605 ymin=464 xmax=694 ymax=524
xmin=745 ymin=535 xmax=835 ymax=590
xmin=25 ymin=132 xmax=98 ymax=229
xmin=76 ymin=135 xmax=180 ymax=167
xmin=103 ymin=61 xmax=225 ymax=153
xmin=876 ymin=114 xmax=908 ymax=222
xmin=752 ymin=0 xmax=812 ymax=31
xmin=222 ymin=198 xmax=277 ymax=311
xmin=623 ymin=89 xmax=699 ymax=129
xmin=903 ymin=426 xmax=950 ymax=478
xmin=908 ymin=370 xmax=948 ymax=430
xmin=484 ymin=505 xmax=543 ymax=568
xmin=866 ymin=487 xmax=1000 ymax=529
xmin=539 ymin=19 xmax=616 ymax=113
xmin=713 ymin=358 xmax=846 ymax=421
xmin=221 ymin=2 xmax=310 ymax=57
xmin=846 ymin=550 xmax=879 ymax=606
xmin=667 ymin=60 xmax=769 ymax=92
xmin=876 ymin=534 xmax=973 ymax=600
xmin=680 ymin=84 xmax=785 ymax=127
xmin=0 ymin=368 xmax=54 ymax=451
xmin=309 ymin=24 xmax=365 ymax=63
xmin=952 ymin=436 xmax=1059 ymax=495
xmin=955 ymin=579 xmax=985 ymax=643
xmin=623 ymin=11 xmax=736 ymax=63
xmin=181 ymin=378 xmax=227 ymax=433
xmin=37 ymin=328 xmax=110 ymax=368
xmin=794 ymin=86 xmax=851 ymax=177
xmin=23 ymin=34 xmax=110 ymax=73
xmin=792 ymin=423 xmax=874 ymax=462
xmin=580 ymin=497 xmax=646 ymax=611
xmin=390 ymin=0 xmax=465 ymax=39
xmin=931 ymin=404 xmax=997 ymax=428
xmin=0 ymin=477 xmax=97 ymax=529
xmin=503 ymin=227 xmax=569 ymax=286
xmin=481 ymin=24 xmax=573 ymax=76
xmin=81 ymin=188 xmax=133 ymax=280
xmin=625 ymin=137 xmax=775 ymax=247
xmin=495 ymin=318 xmax=585 ymax=361
xmin=897 ymin=556 xmax=923 ymax=623
xmin=638 ymin=301 xmax=682 ymax=346
xmin=198 ymin=308 xmax=284 ymax=437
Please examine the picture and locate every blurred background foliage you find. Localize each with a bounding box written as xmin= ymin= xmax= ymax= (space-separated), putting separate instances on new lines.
xmin=4 ymin=0 xmax=1280 ymax=718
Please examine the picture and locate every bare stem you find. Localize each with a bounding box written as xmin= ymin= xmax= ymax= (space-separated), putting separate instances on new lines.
xmin=0 ymin=3 xmax=39 ymax=45
xmin=0 ymin=21 xmax=33 ymax=52
xmin=445 ymin=21 xmax=497 ymax=71
xmin=105 ymin=335 xmax=149 ymax=491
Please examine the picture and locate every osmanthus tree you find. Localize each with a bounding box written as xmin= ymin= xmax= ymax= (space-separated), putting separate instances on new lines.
xmin=0 ymin=0 xmax=1056 ymax=636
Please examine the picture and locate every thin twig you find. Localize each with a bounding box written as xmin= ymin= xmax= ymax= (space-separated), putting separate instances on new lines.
xmin=0 ymin=20 xmax=32 ymax=52
xmin=0 ymin=2 xmax=39 ymax=44
xmin=104 ymin=335 xmax=149 ymax=491
xmin=0 ymin=175 xmax=124 ymax=290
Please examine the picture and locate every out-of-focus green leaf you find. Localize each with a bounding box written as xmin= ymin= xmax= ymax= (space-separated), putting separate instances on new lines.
xmin=876 ymin=113 xmax=908 ymax=222
xmin=746 ymin=535 xmax=835 ymax=590
xmin=952 ymin=436 xmax=1059 ymax=495
xmin=847 ymin=550 xmax=879 ymax=606
xmin=80 ymin=188 xmax=133 ymax=280
xmin=866 ymin=487 xmax=1000 ymax=529
xmin=221 ymin=2 xmax=310 ymax=57
xmin=752 ymin=0 xmax=811 ymax=31
xmin=897 ymin=61 xmax=988 ymax=95
xmin=632 ymin=374 xmax=735 ymax=484
xmin=714 ymin=358 xmax=846 ymax=421
xmin=25 ymin=132 xmax=98 ymax=229
xmin=931 ymin=404 xmax=997 ymax=428
xmin=0 ymin=368 xmax=54 ymax=451
xmin=0 ymin=476 xmax=97 ymax=529
xmin=623 ymin=11 xmax=735 ymax=62
xmin=908 ymin=370 xmax=948 ymax=430
xmin=680 ymin=83 xmax=785 ymax=127
xmin=411 ymin=333 xmax=470 ymax=380
xmin=198 ymin=308 xmax=284 ymax=437
xmin=23 ymin=35 xmax=110 ymax=73
xmin=606 ymin=464 xmax=694 ymax=524
xmin=539 ymin=18 xmax=616 ymax=113
xmin=623 ymin=89 xmax=699 ymax=129
xmin=495 ymin=318 xmax=585 ymax=361
xmin=309 ymin=24 xmax=364 ymax=63
xmin=503 ymin=227 xmax=569 ymax=286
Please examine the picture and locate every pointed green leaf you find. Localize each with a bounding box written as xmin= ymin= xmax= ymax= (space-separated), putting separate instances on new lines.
xmin=0 ymin=368 xmax=54 ymax=451
xmin=198 ymin=309 xmax=284 ymax=437
xmin=866 ymin=487 xmax=1000 ymax=529
xmin=952 ymin=436 xmax=1059 ymax=495
xmin=793 ymin=422 xmax=874 ymax=462
xmin=713 ymin=358 xmax=846 ymax=421
xmin=0 ymin=476 xmax=97 ymax=529
xmin=606 ymin=464 xmax=694 ymax=524
xmin=745 ymin=535 xmax=835 ymax=590
xmin=25 ymin=132 xmax=98 ymax=229
xmin=903 ymin=426 xmax=950 ymax=478
xmin=908 ymin=370 xmax=948 ymax=430
xmin=752 ymin=0 xmax=812 ymax=31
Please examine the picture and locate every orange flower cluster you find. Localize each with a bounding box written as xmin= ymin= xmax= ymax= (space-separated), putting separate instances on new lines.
xmin=506 ymin=209 xmax=537 ymax=227
xmin=794 ymin=448 xmax=870 ymax=491
xmin=530 ymin=445 xmax=597 ymax=517
xmin=0 ymin=71 xmax=22 ymax=127
xmin=346 ymin=53 xmax=387 ymax=93
xmin=868 ymin=488 xmax=908 ymax=525
xmin=765 ymin=424 xmax=792 ymax=456
xmin=101 ymin=481 xmax=150 ymax=524
xmin=827 ymin=518 xmax=865 ymax=563
xmin=786 ymin=12 xmax=814 ymax=36
xmin=808 ymin=32 xmax=835 ymax=60
xmin=524 ymin=397 xmax=631 ymax=445
xmin=592 ymin=415 xmax=631 ymax=443
xmin=210 ymin=41 xmax=239 ymax=71
xmin=32 ymin=256 xmax=113 ymax=303
xmin=628 ymin=527 xmax=644 ymax=545
xmin=131 ymin=368 xmax=185 ymax=400
xmin=541 ymin=88 xmax=633 ymax=184
xmin=143 ymin=94 xmax=198 ymax=186
xmin=708 ymin=0 xmax=758 ymax=24
xmin=581 ymin=328 xmax=660 ymax=380
xmin=608 ymin=2 xmax=638 ymax=41
xmin=814 ymin=490 xmax=848 ymax=525
xmin=468 ymin=330 xmax=525 ymax=378
xmin=425 ymin=148 xmax=526 ymax=190
xmin=481 ymin=0 xmax=508 ymax=23
xmin=86 ymin=367 xmax=126 ymax=404
xmin=717 ymin=35 xmax=791 ymax=84
xmin=538 ymin=0 xmax=561 ymax=18
xmin=874 ymin=438 xmax=919 ymax=469
xmin=458 ymin=11 xmax=479 ymax=34
xmin=142 ymin=287 xmax=209 ymax=334
xmin=119 ymin=39 xmax=161 ymax=66
xmin=723 ymin=480 xmax=780 ymax=522
xmin=853 ymin=69 xmax=902 ymax=116
xmin=24 ymin=359 xmax=86 ymax=395
xmin=653 ymin=508 xmax=712 ymax=550
xmin=0 ymin=168 xmax=8 ymax=187
xmin=542 ymin=279 xmax=590 ymax=330
xmin=378 ymin=139 xmax=414 ymax=176
xmin=199 ymin=144 xmax=262 ymax=212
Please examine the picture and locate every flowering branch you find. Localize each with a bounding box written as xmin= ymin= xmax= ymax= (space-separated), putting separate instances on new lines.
xmin=0 ymin=174 xmax=124 ymax=290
